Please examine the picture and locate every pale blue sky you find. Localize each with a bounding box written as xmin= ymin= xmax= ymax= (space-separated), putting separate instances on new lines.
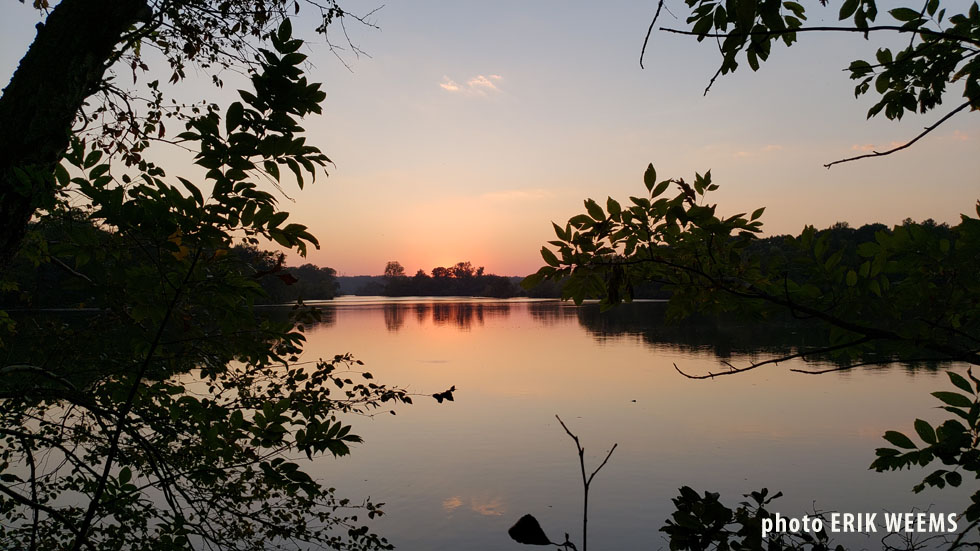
xmin=3 ymin=1 xmax=978 ymax=275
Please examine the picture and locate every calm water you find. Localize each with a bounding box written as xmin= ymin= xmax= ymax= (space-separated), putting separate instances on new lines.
xmin=291 ymin=297 xmax=970 ymax=550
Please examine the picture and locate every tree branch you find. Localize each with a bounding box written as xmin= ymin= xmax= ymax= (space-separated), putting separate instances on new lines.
xmin=673 ymin=336 xmax=874 ymax=379
xmin=659 ymin=25 xmax=980 ymax=48
xmin=823 ymin=101 xmax=972 ymax=168
xmin=639 ymin=0 xmax=667 ymax=69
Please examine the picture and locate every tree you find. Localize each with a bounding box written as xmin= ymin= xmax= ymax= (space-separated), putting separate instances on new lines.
xmin=0 ymin=0 xmax=376 ymax=269
xmin=383 ymin=261 xmax=406 ymax=280
xmin=0 ymin=20 xmax=453 ymax=551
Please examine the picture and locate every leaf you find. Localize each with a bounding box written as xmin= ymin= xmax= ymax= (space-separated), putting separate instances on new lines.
xmin=226 ymin=101 xmax=244 ymax=132
xmin=607 ymin=197 xmax=622 ymax=217
xmin=947 ymin=372 xmax=974 ymax=394
xmin=177 ymin=177 xmax=205 ymax=205
xmin=889 ymin=7 xmax=921 ymax=21
xmin=914 ymin=419 xmax=936 ymax=444
xmin=883 ymin=431 xmax=917 ymax=449
xmin=584 ymin=199 xmax=604 ymax=221
xmin=643 ymin=164 xmax=657 ymax=192
xmin=277 ymin=18 xmax=293 ymax=44
xmin=540 ymin=247 xmax=560 ymax=267
xmin=750 ymin=207 xmax=765 ymax=221
xmin=651 ymin=180 xmax=670 ymax=198
xmin=933 ymin=391 xmax=972 ymax=408
xmin=508 ymin=514 xmax=551 ymax=545
xmin=946 ymin=471 xmax=963 ymax=487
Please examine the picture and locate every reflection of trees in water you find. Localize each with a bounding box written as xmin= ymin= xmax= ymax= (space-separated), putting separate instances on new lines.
xmin=383 ymin=304 xmax=406 ymax=332
xmin=527 ymin=301 xmax=579 ymax=326
xmin=261 ymin=305 xmax=337 ymax=330
xmin=570 ymin=302 xmax=945 ymax=371
xmin=378 ymin=302 xmax=513 ymax=332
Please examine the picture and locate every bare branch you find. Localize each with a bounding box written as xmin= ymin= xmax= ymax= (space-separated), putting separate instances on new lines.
xmin=790 ymin=357 xmax=947 ymax=375
xmin=555 ymin=415 xmax=616 ymax=551
xmin=672 ymin=336 xmax=874 ymax=379
xmin=824 ymin=101 xmax=972 ymax=168
xmin=639 ymin=0 xmax=667 ymax=69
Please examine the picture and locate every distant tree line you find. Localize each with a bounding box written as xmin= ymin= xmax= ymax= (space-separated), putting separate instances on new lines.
xmin=0 ymin=219 xmax=340 ymax=308
xmin=378 ymin=261 xmax=522 ymax=298
xmin=4 ymin=219 xmax=950 ymax=308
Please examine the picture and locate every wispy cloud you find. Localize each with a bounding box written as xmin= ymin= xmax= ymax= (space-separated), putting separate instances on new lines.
xmin=851 ymin=143 xmax=876 ymax=152
xmin=440 ymin=74 xmax=503 ymax=96
xmin=439 ymin=77 xmax=460 ymax=92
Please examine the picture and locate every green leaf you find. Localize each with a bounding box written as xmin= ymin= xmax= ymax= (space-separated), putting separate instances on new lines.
xmin=947 ymin=372 xmax=974 ymax=394
xmin=277 ymin=18 xmax=293 ymax=44
xmin=933 ymin=391 xmax=972 ymax=408
xmin=913 ymin=419 xmax=936 ymax=444
xmin=644 ymin=164 xmax=657 ymax=192
xmin=226 ymin=101 xmax=245 ymax=132
xmin=750 ymin=207 xmax=765 ymax=221
xmin=177 ymin=177 xmax=205 ymax=205
xmin=607 ymin=197 xmax=622 ymax=217
xmin=883 ymin=430 xmax=917 ymax=449
xmin=946 ymin=471 xmax=962 ymax=487
xmin=839 ymin=0 xmax=859 ymax=20
xmin=845 ymin=270 xmax=858 ymax=286
xmin=585 ymin=199 xmax=605 ymax=221
xmin=540 ymin=247 xmax=560 ymax=267
xmin=889 ymin=7 xmax=921 ymax=21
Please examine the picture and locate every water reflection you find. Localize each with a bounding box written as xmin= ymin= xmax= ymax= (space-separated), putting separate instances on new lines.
xmin=310 ymin=299 xmax=946 ymax=371
xmin=328 ymin=301 xmax=515 ymax=333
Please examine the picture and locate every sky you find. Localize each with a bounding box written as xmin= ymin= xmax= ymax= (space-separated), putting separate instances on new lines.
xmin=2 ymin=1 xmax=978 ymax=276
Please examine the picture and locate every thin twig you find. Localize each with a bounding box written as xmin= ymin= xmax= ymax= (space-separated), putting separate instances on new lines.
xmin=824 ymin=101 xmax=972 ymax=168
xmin=555 ymin=415 xmax=617 ymax=551
xmin=640 ymin=0 xmax=667 ymax=69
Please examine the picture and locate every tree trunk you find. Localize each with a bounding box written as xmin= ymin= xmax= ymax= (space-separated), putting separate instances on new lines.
xmin=0 ymin=0 xmax=150 ymax=270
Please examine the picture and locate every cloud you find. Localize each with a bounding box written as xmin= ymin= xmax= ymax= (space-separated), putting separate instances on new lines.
xmin=851 ymin=143 xmax=876 ymax=152
xmin=439 ymin=74 xmax=503 ymax=96
xmin=442 ymin=497 xmax=463 ymax=512
xmin=951 ymin=130 xmax=969 ymax=141
xmin=439 ymin=77 xmax=460 ymax=92
xmin=762 ymin=144 xmax=783 ymax=152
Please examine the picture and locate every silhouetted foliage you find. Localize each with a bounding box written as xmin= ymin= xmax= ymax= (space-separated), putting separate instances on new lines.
xmin=0 ymin=21 xmax=456 ymax=551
